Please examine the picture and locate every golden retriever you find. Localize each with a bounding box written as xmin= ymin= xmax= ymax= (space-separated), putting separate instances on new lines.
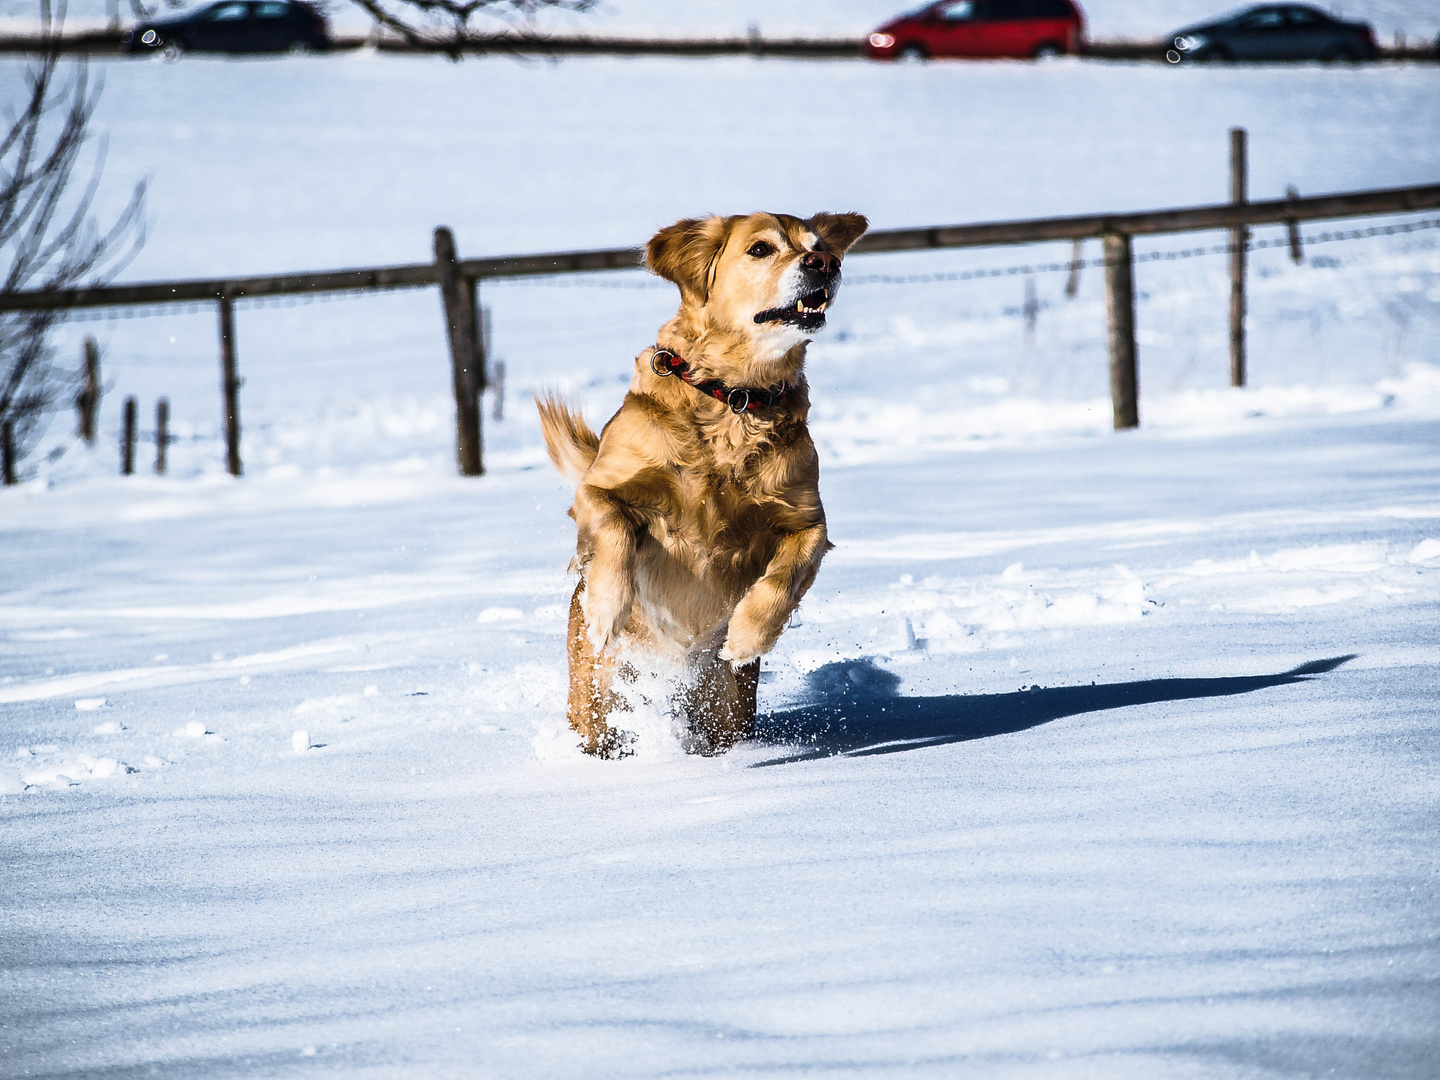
xmin=537 ymin=211 xmax=868 ymax=756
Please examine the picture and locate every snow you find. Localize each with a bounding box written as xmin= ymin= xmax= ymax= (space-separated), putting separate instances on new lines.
xmin=2 ymin=51 xmax=1440 ymax=1078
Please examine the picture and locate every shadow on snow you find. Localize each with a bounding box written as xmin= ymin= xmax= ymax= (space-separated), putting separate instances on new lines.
xmin=750 ymin=654 xmax=1356 ymax=767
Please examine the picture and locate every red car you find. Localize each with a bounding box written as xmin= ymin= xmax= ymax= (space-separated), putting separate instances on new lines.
xmin=866 ymin=0 xmax=1085 ymax=60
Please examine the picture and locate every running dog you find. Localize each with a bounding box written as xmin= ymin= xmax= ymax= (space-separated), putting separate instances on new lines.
xmin=537 ymin=211 xmax=868 ymax=756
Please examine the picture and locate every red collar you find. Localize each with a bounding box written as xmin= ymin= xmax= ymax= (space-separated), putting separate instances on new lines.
xmin=649 ymin=348 xmax=792 ymax=414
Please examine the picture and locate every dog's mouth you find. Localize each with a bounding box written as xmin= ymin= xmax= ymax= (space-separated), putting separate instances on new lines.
xmin=754 ymin=287 xmax=830 ymax=329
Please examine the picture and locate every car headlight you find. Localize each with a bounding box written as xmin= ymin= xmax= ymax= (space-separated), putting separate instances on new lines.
xmin=140 ymin=28 xmax=159 ymax=44
xmin=1174 ymin=33 xmax=1207 ymax=51
xmin=869 ymin=33 xmax=896 ymax=49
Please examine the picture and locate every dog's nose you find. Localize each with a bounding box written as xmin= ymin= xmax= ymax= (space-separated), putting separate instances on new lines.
xmin=801 ymin=251 xmax=840 ymax=276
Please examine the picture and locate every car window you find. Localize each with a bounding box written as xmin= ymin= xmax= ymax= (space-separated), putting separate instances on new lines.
xmin=938 ymin=1 xmax=975 ymax=21
xmin=206 ymin=2 xmax=249 ymax=20
xmin=1032 ymin=0 xmax=1073 ymax=16
xmin=1235 ymin=8 xmax=1286 ymax=29
xmin=985 ymin=0 xmax=1027 ymax=19
xmin=254 ymin=1 xmax=288 ymax=16
xmin=1285 ymin=6 xmax=1322 ymax=24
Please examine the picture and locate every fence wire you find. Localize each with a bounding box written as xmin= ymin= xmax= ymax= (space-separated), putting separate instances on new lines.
xmin=43 ymin=215 xmax=1440 ymax=323
xmin=845 ymin=216 xmax=1440 ymax=286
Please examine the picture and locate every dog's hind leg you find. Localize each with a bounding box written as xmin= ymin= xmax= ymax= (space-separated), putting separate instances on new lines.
xmin=682 ymin=655 xmax=761 ymax=755
xmin=566 ymin=582 xmax=632 ymax=757
xmin=732 ymin=657 xmax=761 ymax=738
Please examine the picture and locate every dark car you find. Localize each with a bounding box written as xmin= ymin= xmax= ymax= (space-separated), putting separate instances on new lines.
xmin=1167 ymin=4 xmax=1375 ymax=62
xmin=122 ymin=0 xmax=329 ymax=56
xmin=866 ymin=0 xmax=1085 ymax=61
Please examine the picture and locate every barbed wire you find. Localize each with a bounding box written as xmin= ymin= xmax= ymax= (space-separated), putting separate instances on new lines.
xmin=846 ymin=216 xmax=1440 ymax=285
xmin=54 ymin=283 xmax=438 ymax=322
xmin=46 ymin=214 xmax=1440 ymax=323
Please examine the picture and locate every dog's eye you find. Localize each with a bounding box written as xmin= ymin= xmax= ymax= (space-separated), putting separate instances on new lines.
xmin=747 ymin=241 xmax=775 ymax=258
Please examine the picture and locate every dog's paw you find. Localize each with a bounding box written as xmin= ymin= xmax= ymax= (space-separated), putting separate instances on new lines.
xmin=581 ymin=582 xmax=630 ymax=653
xmin=718 ymin=629 xmax=766 ymax=667
xmin=721 ymin=603 xmax=785 ymax=666
xmin=585 ymin=613 xmax=624 ymax=654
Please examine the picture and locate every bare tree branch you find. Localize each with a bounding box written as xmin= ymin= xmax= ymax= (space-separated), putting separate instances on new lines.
xmin=0 ymin=3 xmax=146 ymax=480
xmin=349 ymin=0 xmax=596 ymax=59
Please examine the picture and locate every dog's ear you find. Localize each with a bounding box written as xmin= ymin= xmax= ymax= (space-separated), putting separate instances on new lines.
xmin=646 ymin=216 xmax=730 ymax=301
xmin=809 ymin=212 xmax=869 ymax=258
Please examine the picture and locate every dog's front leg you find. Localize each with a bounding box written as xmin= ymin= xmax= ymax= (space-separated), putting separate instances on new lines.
xmin=573 ymin=483 xmax=638 ymax=653
xmin=719 ymin=522 xmax=828 ymax=665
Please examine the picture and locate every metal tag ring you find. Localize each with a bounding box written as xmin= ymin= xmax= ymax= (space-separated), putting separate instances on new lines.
xmin=650 ymin=349 xmax=676 ymax=377
xmin=726 ymin=387 xmax=751 ymax=413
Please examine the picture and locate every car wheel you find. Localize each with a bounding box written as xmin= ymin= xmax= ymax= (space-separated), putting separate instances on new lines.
xmin=1322 ymin=45 xmax=1359 ymax=62
xmin=288 ymin=39 xmax=312 ymax=55
xmin=1195 ymin=45 xmax=1233 ymax=62
xmin=1033 ymin=42 xmax=1063 ymax=59
xmin=160 ymin=41 xmax=182 ymax=62
xmin=897 ymin=44 xmax=927 ymax=62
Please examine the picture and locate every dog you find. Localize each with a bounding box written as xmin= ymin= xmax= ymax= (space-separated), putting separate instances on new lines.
xmin=537 ymin=211 xmax=868 ymax=757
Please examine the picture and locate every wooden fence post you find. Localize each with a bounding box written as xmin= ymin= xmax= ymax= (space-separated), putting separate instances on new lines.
xmin=1285 ymin=185 xmax=1304 ymax=264
xmin=218 ymin=294 xmax=242 ymax=477
xmin=480 ymin=303 xmax=492 ymax=382
xmin=1064 ymin=238 xmax=1084 ymax=298
xmin=121 ymin=396 xmax=137 ymax=475
xmin=434 ymin=226 xmax=484 ymax=477
xmin=1229 ymin=127 xmax=1248 ymax=388
xmin=155 ymin=397 xmax=169 ymax=475
xmin=77 ymin=336 xmax=100 ymax=443
xmin=1 ymin=420 xmax=14 ymax=485
xmin=1104 ymin=232 xmax=1139 ymax=430
xmin=478 ymin=276 xmax=495 ymax=403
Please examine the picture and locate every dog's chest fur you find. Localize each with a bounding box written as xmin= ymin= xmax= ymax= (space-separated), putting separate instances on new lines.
xmin=611 ymin=391 xmax=823 ymax=601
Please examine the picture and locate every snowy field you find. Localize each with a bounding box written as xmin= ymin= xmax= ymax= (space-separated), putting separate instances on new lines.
xmin=3 ymin=51 xmax=1440 ymax=1078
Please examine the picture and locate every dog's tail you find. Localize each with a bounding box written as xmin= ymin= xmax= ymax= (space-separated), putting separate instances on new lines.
xmin=536 ymin=392 xmax=600 ymax=483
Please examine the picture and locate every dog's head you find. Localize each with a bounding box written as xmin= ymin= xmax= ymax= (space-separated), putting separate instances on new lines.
xmin=646 ymin=212 xmax=869 ymax=359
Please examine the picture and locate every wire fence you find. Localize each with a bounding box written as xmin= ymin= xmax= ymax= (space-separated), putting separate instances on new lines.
xmin=844 ymin=216 xmax=1440 ymax=286
xmin=43 ymin=214 xmax=1440 ymax=324
xmin=28 ymin=206 xmax=1439 ymax=489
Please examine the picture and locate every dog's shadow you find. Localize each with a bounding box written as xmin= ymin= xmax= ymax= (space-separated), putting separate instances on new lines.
xmin=749 ymin=654 xmax=1357 ymax=767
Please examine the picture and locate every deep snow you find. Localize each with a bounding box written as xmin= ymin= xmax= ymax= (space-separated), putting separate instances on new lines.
xmin=2 ymin=51 xmax=1439 ymax=1079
